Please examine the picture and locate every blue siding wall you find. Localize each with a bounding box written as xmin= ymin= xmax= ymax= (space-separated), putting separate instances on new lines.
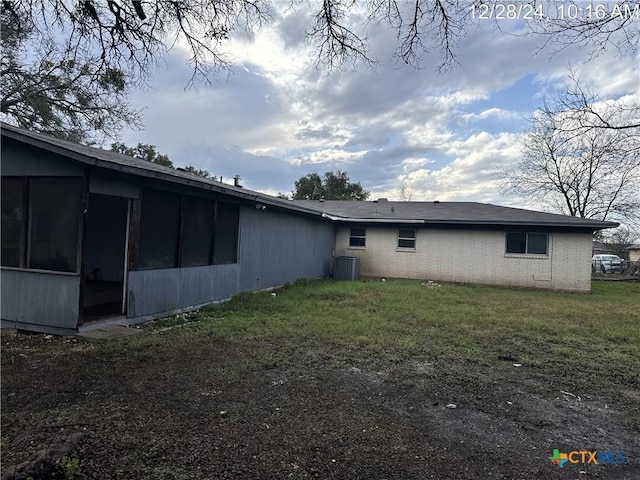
xmin=125 ymin=206 xmax=334 ymax=320
xmin=1 ymin=138 xmax=84 ymax=176
xmin=1 ymin=269 xmax=80 ymax=332
xmin=127 ymin=264 xmax=240 ymax=318
xmin=89 ymin=169 xmax=140 ymax=198
xmin=238 ymin=206 xmax=335 ymax=292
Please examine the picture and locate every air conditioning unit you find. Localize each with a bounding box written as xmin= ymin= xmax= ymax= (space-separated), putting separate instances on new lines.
xmin=333 ymin=256 xmax=360 ymax=281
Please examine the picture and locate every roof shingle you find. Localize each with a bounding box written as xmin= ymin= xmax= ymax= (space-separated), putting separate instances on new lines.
xmin=295 ymin=200 xmax=617 ymax=230
xmin=1 ymin=123 xmax=619 ymax=231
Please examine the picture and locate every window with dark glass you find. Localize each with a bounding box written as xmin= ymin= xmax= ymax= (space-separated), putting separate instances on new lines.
xmin=506 ymin=232 xmax=548 ymax=255
xmin=180 ymin=196 xmax=214 ymax=267
xmin=137 ymin=189 xmax=240 ymax=270
xmin=139 ymin=188 xmax=181 ymax=269
xmin=349 ymin=227 xmax=366 ymax=247
xmin=213 ymin=202 xmax=239 ymax=264
xmin=526 ymin=233 xmax=548 ymax=254
xmin=506 ymin=232 xmax=527 ymax=254
xmin=1 ymin=178 xmax=25 ymax=267
xmin=398 ymin=229 xmax=416 ymax=249
xmin=1 ymin=177 xmax=82 ymax=272
xmin=28 ymin=178 xmax=82 ymax=272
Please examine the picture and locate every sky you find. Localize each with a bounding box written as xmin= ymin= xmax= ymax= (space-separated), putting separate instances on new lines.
xmin=119 ymin=2 xmax=639 ymax=211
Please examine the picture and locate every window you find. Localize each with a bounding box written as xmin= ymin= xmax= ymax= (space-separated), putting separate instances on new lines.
xmin=29 ymin=178 xmax=82 ymax=272
xmin=1 ymin=177 xmax=82 ymax=272
xmin=180 ymin=196 xmax=214 ymax=267
xmin=139 ymin=189 xmax=181 ymax=269
xmin=506 ymin=232 xmax=548 ymax=255
xmin=398 ymin=229 xmax=416 ymax=249
xmin=1 ymin=178 xmax=25 ymax=267
xmin=349 ymin=227 xmax=366 ymax=247
xmin=137 ymin=188 xmax=240 ymax=270
xmin=213 ymin=202 xmax=240 ymax=264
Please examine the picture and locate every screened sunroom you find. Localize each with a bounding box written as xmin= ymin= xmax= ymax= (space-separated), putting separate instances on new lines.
xmin=1 ymin=124 xmax=334 ymax=334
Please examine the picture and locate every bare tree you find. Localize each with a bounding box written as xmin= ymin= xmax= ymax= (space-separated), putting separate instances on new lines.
xmin=501 ymin=76 xmax=640 ymax=229
xmin=528 ymin=2 xmax=639 ymax=61
xmin=308 ymin=0 xmax=372 ymax=70
xmin=2 ymin=2 xmax=637 ymax=142
xmin=3 ymin=1 xmax=636 ymax=84
xmin=367 ymin=0 xmax=472 ymax=70
xmin=599 ymin=227 xmax=638 ymax=258
xmin=531 ymin=71 xmax=640 ymax=137
xmin=399 ymin=182 xmax=413 ymax=201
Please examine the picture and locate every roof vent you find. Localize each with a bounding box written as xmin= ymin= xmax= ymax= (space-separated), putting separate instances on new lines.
xmin=373 ymin=197 xmax=388 ymax=203
xmin=433 ymin=200 xmax=440 ymax=204
xmin=233 ymin=175 xmax=242 ymax=188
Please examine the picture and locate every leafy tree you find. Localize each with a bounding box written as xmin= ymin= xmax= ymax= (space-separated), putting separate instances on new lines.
xmin=110 ymin=142 xmax=214 ymax=179
xmin=501 ymin=75 xmax=640 ymax=229
xmin=0 ymin=6 xmax=141 ymax=143
xmin=111 ymin=142 xmax=173 ymax=167
xmin=181 ymin=165 xmax=213 ymax=179
xmin=292 ymin=171 xmax=369 ymax=201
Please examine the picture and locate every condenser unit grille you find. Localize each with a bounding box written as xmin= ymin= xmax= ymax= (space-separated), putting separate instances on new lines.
xmin=333 ymin=256 xmax=360 ymax=281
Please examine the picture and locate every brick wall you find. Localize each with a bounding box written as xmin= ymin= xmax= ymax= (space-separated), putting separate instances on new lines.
xmin=335 ymin=226 xmax=592 ymax=291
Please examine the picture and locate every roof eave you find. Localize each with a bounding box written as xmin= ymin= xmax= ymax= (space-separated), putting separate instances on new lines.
xmin=2 ymin=125 xmax=324 ymax=218
xmin=321 ymin=214 xmax=425 ymax=224
xmin=322 ymin=213 xmax=617 ymax=230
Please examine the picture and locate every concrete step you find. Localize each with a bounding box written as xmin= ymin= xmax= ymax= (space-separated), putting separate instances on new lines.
xmin=76 ymin=324 xmax=142 ymax=341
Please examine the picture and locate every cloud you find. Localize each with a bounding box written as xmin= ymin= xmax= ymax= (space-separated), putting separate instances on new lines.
xmin=401 ymin=157 xmax=434 ymax=172
xmin=172 ymin=143 xmax=308 ymax=194
xmin=118 ymin=6 xmax=638 ymax=214
xmin=369 ymin=132 xmax=522 ymax=203
xmin=458 ymin=108 xmax=521 ymax=123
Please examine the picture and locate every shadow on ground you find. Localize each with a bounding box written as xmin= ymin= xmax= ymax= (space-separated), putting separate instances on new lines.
xmin=1 ymin=331 xmax=638 ymax=479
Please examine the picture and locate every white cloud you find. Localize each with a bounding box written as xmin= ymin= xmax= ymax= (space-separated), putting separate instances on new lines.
xmin=458 ymin=108 xmax=520 ymax=123
xmin=401 ymin=157 xmax=434 ymax=172
xmin=119 ymin=6 xmax=638 ymax=213
xmin=373 ymin=132 xmax=520 ymax=202
xmin=292 ymin=148 xmax=368 ymax=165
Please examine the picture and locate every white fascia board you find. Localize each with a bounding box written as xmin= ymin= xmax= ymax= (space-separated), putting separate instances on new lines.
xmin=321 ymin=213 xmax=425 ymax=224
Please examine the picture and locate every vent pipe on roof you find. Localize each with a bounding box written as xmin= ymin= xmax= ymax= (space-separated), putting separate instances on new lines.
xmin=233 ymin=175 xmax=242 ymax=188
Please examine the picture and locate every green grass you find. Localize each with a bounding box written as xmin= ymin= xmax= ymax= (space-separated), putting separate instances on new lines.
xmin=119 ymin=279 xmax=639 ymax=391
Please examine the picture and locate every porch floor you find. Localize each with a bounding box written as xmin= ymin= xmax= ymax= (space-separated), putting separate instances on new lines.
xmin=83 ymin=280 xmax=123 ymax=320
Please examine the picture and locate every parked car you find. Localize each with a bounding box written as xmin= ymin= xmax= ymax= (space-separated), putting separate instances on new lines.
xmin=592 ymin=254 xmax=625 ymax=273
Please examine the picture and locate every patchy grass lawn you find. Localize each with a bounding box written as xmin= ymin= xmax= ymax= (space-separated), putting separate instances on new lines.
xmin=137 ymin=279 xmax=640 ymax=391
xmin=2 ymin=279 xmax=639 ymax=479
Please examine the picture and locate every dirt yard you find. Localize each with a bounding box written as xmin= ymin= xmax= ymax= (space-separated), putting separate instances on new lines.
xmin=1 ymin=329 xmax=638 ymax=479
